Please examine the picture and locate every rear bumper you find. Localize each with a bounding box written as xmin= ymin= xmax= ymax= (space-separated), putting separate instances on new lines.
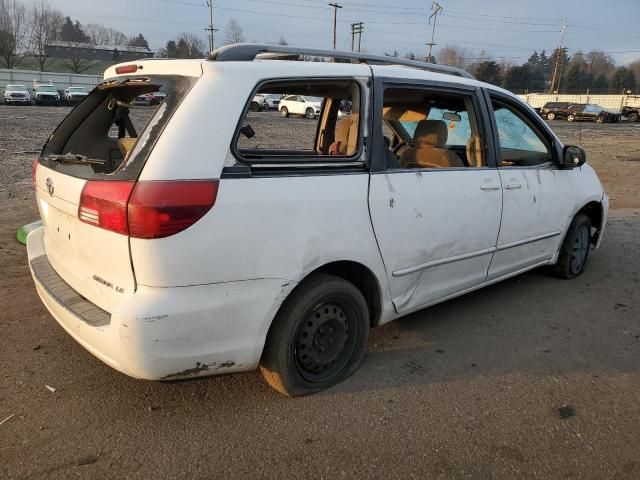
xmin=27 ymin=227 xmax=296 ymax=381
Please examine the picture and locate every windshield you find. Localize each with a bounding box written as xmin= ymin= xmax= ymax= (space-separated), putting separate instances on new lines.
xmin=6 ymin=85 xmax=26 ymax=92
xmin=69 ymin=87 xmax=86 ymax=92
xmin=305 ymin=96 xmax=324 ymax=103
xmin=37 ymin=86 xmax=57 ymax=92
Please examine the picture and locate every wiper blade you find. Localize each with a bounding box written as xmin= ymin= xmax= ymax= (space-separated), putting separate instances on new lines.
xmin=47 ymin=154 xmax=106 ymax=165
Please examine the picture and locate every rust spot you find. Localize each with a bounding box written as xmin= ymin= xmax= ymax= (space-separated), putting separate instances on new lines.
xmin=217 ymin=361 xmax=236 ymax=369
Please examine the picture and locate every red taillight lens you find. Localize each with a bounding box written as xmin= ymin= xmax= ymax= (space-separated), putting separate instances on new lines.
xmin=32 ymin=158 xmax=38 ymax=186
xmin=115 ymin=64 xmax=138 ymax=74
xmin=79 ymin=181 xmax=135 ymax=235
xmin=78 ymin=180 xmax=218 ymax=239
xmin=128 ymin=180 xmax=219 ymax=239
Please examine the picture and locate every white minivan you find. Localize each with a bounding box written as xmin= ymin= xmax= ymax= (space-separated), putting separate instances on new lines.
xmin=27 ymin=44 xmax=608 ymax=396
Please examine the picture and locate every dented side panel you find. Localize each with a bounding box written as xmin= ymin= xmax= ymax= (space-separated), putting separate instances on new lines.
xmin=368 ymin=169 xmax=502 ymax=314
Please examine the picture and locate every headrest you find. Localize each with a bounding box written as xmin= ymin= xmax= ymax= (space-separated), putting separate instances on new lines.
xmin=414 ymin=120 xmax=448 ymax=148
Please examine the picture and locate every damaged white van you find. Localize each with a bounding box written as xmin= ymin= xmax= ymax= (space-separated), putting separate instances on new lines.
xmin=27 ymin=44 xmax=608 ymax=396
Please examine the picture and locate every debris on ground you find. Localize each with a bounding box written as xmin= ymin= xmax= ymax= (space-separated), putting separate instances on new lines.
xmin=0 ymin=413 xmax=16 ymax=426
xmin=558 ymin=404 xmax=576 ymax=419
xmin=45 ymin=385 xmax=56 ymax=393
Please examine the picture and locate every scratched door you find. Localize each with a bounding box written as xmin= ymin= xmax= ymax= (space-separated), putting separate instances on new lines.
xmin=368 ymin=169 xmax=502 ymax=314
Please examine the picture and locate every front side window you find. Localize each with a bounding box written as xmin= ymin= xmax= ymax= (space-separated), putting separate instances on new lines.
xmin=234 ymin=79 xmax=362 ymax=161
xmin=491 ymin=99 xmax=553 ymax=167
xmin=382 ymin=87 xmax=485 ymax=169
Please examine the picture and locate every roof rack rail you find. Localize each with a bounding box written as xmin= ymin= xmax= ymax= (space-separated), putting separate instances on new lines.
xmin=207 ymin=43 xmax=475 ymax=80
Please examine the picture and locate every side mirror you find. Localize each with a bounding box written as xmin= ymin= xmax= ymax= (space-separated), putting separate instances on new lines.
xmin=563 ymin=145 xmax=586 ymax=168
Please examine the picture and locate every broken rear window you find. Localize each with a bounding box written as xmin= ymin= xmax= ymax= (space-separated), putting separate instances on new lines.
xmin=39 ymin=75 xmax=197 ymax=181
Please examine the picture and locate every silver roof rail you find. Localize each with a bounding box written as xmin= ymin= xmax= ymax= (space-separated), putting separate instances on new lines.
xmin=207 ymin=43 xmax=475 ymax=80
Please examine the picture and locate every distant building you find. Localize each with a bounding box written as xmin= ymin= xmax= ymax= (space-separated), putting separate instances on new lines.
xmin=46 ymin=41 xmax=154 ymax=62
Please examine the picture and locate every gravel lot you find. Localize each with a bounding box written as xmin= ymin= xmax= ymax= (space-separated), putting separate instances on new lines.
xmin=1 ymin=105 xmax=639 ymax=479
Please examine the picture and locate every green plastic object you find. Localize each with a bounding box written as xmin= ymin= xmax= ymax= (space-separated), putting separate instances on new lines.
xmin=16 ymin=220 xmax=42 ymax=245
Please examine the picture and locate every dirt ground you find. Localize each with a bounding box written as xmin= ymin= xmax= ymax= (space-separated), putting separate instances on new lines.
xmin=1 ymin=105 xmax=639 ymax=479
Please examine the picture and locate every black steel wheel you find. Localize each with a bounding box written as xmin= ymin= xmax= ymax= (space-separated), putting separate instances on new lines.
xmin=628 ymin=112 xmax=639 ymax=123
xmin=260 ymin=273 xmax=369 ymax=396
xmin=250 ymin=101 xmax=260 ymax=112
xmin=551 ymin=214 xmax=592 ymax=279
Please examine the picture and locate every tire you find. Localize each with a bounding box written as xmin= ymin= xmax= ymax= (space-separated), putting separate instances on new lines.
xmin=628 ymin=112 xmax=639 ymax=123
xmin=305 ymin=107 xmax=315 ymax=119
xmin=567 ymin=114 xmax=575 ymax=122
xmin=280 ymin=106 xmax=289 ymax=117
xmin=260 ymin=273 xmax=370 ymax=397
xmin=546 ymin=112 xmax=556 ymax=120
xmin=249 ymin=101 xmax=260 ymax=112
xmin=596 ymin=116 xmax=604 ymax=124
xmin=551 ymin=214 xmax=591 ymax=279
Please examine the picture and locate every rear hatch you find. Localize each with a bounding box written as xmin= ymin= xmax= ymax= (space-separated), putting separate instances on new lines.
xmin=34 ymin=73 xmax=198 ymax=312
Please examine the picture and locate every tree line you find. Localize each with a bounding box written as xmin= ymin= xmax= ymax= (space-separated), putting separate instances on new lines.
xmin=0 ymin=0 xmax=150 ymax=71
xmin=396 ymin=45 xmax=639 ymax=94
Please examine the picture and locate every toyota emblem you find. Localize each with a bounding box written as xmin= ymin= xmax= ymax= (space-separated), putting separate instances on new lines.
xmin=46 ymin=177 xmax=54 ymax=196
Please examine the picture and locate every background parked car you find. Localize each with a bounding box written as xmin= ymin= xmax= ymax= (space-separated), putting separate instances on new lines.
xmin=132 ymin=92 xmax=167 ymax=106
xmin=621 ymin=105 xmax=639 ymax=123
xmin=3 ymin=84 xmax=31 ymax=105
xmin=262 ymin=94 xmax=281 ymax=110
xmin=250 ymin=94 xmax=269 ymax=111
xmin=34 ymin=84 xmax=60 ymax=106
xmin=279 ymin=95 xmax=323 ymax=119
xmin=63 ymin=86 xmax=88 ymax=106
xmin=565 ymin=104 xmax=621 ymax=123
xmin=540 ymin=101 xmax=571 ymax=120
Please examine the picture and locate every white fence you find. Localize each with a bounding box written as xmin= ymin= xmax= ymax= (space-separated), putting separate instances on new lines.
xmin=518 ymin=93 xmax=640 ymax=112
xmin=0 ymin=68 xmax=102 ymax=91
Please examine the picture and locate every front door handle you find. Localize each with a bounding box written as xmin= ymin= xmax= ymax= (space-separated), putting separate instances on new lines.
xmin=504 ymin=182 xmax=522 ymax=190
xmin=480 ymin=183 xmax=501 ymax=191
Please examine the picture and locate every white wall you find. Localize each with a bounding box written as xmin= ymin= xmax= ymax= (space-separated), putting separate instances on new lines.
xmin=0 ymin=68 xmax=102 ymax=92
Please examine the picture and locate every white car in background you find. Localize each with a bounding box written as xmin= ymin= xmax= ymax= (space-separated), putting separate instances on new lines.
xmin=63 ymin=86 xmax=88 ymax=106
xmin=3 ymin=84 xmax=31 ymax=105
xmin=262 ymin=94 xmax=281 ymax=110
xmin=279 ymin=95 xmax=323 ymax=118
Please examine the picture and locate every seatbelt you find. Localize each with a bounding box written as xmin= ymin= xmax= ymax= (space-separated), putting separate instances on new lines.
xmin=114 ymin=106 xmax=138 ymax=139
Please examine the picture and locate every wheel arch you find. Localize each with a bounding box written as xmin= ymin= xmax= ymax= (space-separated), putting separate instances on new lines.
xmin=575 ymin=200 xmax=604 ymax=245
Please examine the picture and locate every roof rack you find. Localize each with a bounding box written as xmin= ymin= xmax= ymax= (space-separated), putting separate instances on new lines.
xmin=207 ymin=43 xmax=475 ymax=80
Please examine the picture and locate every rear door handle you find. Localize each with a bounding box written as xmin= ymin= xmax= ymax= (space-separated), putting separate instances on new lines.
xmin=480 ymin=183 xmax=501 ymax=191
xmin=504 ymin=182 xmax=522 ymax=190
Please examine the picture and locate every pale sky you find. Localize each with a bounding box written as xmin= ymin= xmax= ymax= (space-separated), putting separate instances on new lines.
xmin=30 ymin=0 xmax=640 ymax=65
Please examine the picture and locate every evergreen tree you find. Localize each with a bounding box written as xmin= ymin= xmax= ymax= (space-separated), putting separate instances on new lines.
xmin=127 ymin=33 xmax=149 ymax=49
xmin=473 ymin=60 xmax=502 ymax=85
xmin=610 ymin=67 xmax=637 ymax=92
xmin=593 ymin=73 xmax=609 ymax=92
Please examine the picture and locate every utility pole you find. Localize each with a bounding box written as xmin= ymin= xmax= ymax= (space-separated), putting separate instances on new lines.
xmin=426 ymin=1 xmax=442 ymax=63
xmin=351 ymin=22 xmax=363 ymax=52
xmin=205 ymin=0 xmax=216 ymax=51
xmin=328 ymin=3 xmax=343 ymax=50
xmin=549 ymin=18 xmax=567 ymax=93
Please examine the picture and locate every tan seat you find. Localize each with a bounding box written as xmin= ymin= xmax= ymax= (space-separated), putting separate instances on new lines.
xmin=399 ymin=120 xmax=463 ymax=169
xmin=117 ymin=138 xmax=137 ymax=159
xmin=329 ymin=114 xmax=359 ymax=156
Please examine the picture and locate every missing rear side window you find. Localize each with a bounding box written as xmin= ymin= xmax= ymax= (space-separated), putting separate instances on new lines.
xmin=39 ymin=75 xmax=196 ymax=181
xmin=233 ymin=79 xmax=362 ymax=162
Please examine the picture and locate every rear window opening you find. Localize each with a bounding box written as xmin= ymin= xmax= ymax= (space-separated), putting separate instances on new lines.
xmin=39 ymin=75 xmax=196 ymax=180
xmin=233 ymin=79 xmax=363 ymax=163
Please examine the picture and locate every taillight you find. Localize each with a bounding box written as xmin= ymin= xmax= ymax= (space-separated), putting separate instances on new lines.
xmin=79 ymin=181 xmax=135 ymax=235
xmin=128 ymin=180 xmax=219 ymax=239
xmin=32 ymin=158 xmax=38 ymax=186
xmin=78 ymin=180 xmax=218 ymax=239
